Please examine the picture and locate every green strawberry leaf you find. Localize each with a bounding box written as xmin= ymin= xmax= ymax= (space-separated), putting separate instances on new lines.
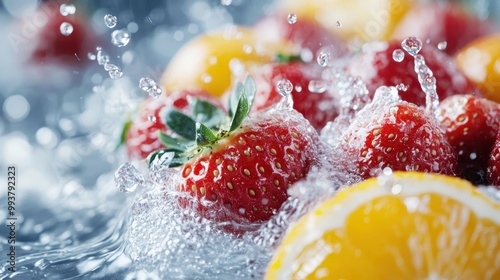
xmin=229 ymin=81 xmax=245 ymax=118
xmin=147 ymin=148 xmax=188 ymax=168
xmin=162 ymin=108 xmax=197 ymax=140
xmin=196 ymin=122 xmax=218 ymax=146
xmin=191 ymin=98 xmax=226 ymax=129
xmin=158 ymin=131 xmax=190 ymax=151
xmin=229 ymin=92 xmax=249 ymax=132
xmin=276 ymin=53 xmax=303 ymax=64
xmin=115 ymin=119 xmax=132 ymax=150
xmin=244 ymin=75 xmax=256 ymax=110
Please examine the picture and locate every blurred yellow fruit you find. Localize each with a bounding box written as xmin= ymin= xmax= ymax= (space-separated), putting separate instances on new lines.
xmin=277 ymin=0 xmax=412 ymax=49
xmin=161 ymin=25 xmax=282 ymax=98
xmin=455 ymin=34 xmax=500 ymax=104
xmin=266 ymin=172 xmax=500 ymax=280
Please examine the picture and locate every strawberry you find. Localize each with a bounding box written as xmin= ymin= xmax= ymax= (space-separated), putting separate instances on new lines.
xmin=345 ymin=41 xmax=482 ymax=107
xmin=487 ymin=133 xmax=500 ymax=186
xmin=123 ymin=90 xmax=222 ymax=160
xmin=391 ymin=2 xmax=494 ymax=55
xmin=149 ymin=77 xmax=320 ymax=228
xmin=335 ymin=87 xmax=457 ymax=179
xmin=437 ymin=94 xmax=500 ymax=184
xmin=252 ymin=61 xmax=339 ymax=131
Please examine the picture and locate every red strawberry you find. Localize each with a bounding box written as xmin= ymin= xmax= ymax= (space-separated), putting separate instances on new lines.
xmin=391 ymin=3 xmax=494 ymax=55
xmin=150 ymin=77 xmax=320 ymax=229
xmin=437 ymin=94 xmax=500 ymax=184
xmin=487 ymin=134 xmax=500 ymax=186
xmin=254 ymin=15 xmax=348 ymax=59
xmin=252 ymin=61 xmax=339 ymax=131
xmin=345 ymin=41 xmax=482 ymax=107
xmin=335 ymin=87 xmax=457 ymax=179
xmin=124 ymin=90 xmax=221 ymax=160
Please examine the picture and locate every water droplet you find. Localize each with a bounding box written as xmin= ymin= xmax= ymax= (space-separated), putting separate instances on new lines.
xmin=392 ymin=49 xmax=405 ymax=62
xmin=104 ymin=63 xmax=119 ymax=72
xmin=60 ymin=22 xmax=73 ymax=36
xmin=470 ymin=153 xmax=477 ymax=160
xmin=238 ymin=207 xmax=246 ymax=214
xmin=287 ymin=13 xmax=297 ymax=24
xmin=317 ymin=48 xmax=332 ymax=67
xmin=396 ymin=83 xmax=408 ymax=92
xmin=97 ymin=49 xmax=110 ymax=65
xmin=111 ymin=29 xmax=131 ymax=47
xmin=336 ymin=20 xmax=342 ymax=27
xmin=404 ymin=197 xmax=420 ymax=212
xmin=391 ymin=184 xmax=402 ymax=195
xmin=148 ymin=115 xmax=157 ymax=123
xmin=437 ymin=41 xmax=447 ymax=51
xmin=114 ymin=163 xmax=145 ymax=193
xmin=382 ymin=167 xmax=393 ymax=176
xmin=295 ymin=85 xmax=302 ymax=92
xmin=220 ymin=0 xmax=232 ymax=6
xmin=308 ymin=80 xmax=327 ymax=93
xmin=139 ymin=77 xmax=162 ymax=98
xmin=59 ymin=4 xmax=76 ymax=16
xmin=401 ymin=36 xmax=422 ymax=56
xmin=276 ymin=79 xmax=293 ymax=97
xmin=87 ymin=52 xmax=96 ymax=61
xmin=373 ymin=86 xmax=400 ymax=103
xmin=108 ymin=68 xmax=123 ymax=79
xmin=104 ymin=14 xmax=118 ymax=28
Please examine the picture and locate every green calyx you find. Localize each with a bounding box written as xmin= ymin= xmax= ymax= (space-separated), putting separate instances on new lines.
xmin=276 ymin=53 xmax=303 ymax=64
xmin=148 ymin=76 xmax=257 ymax=168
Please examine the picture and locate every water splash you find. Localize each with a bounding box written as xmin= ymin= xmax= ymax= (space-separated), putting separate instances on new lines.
xmin=308 ymin=80 xmax=328 ymax=93
xmin=401 ymin=36 xmax=422 ymax=56
xmin=114 ymin=163 xmax=145 ymax=193
xmin=139 ymin=77 xmax=163 ymax=98
xmin=317 ymin=47 xmax=332 ymax=67
xmin=275 ymin=79 xmax=294 ymax=110
xmin=392 ymin=49 xmax=405 ymax=62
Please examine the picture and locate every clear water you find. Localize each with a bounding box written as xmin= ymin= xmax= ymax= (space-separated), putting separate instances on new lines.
xmin=0 ymin=0 xmax=499 ymax=279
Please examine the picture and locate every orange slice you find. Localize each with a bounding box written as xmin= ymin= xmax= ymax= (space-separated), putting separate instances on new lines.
xmin=266 ymin=171 xmax=500 ymax=279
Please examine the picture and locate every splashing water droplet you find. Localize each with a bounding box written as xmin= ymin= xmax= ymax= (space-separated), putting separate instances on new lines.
xmin=139 ymin=77 xmax=162 ymax=98
xmin=437 ymin=41 xmax=447 ymax=51
xmin=111 ymin=29 xmax=131 ymax=47
xmin=114 ymin=162 xmax=145 ymax=193
xmin=108 ymin=68 xmax=123 ymax=79
xmin=104 ymin=63 xmax=119 ymax=72
xmin=396 ymin=83 xmax=408 ymax=92
xmin=60 ymin=22 xmax=73 ymax=36
xmin=392 ymin=49 xmax=405 ymax=62
xmin=391 ymin=184 xmax=403 ymax=195
xmin=401 ymin=36 xmax=422 ymax=56
xmin=373 ymin=86 xmax=401 ymax=103
xmin=308 ymin=80 xmax=327 ymax=93
xmin=410 ymin=51 xmax=439 ymax=117
xmin=317 ymin=48 xmax=332 ymax=67
xmin=97 ymin=49 xmax=110 ymax=65
xmin=220 ymin=0 xmax=232 ymax=6
xmin=295 ymin=85 xmax=302 ymax=92
xmin=59 ymin=4 xmax=76 ymax=16
xmin=104 ymin=14 xmax=118 ymax=28
xmin=336 ymin=20 xmax=342 ymax=27
xmin=148 ymin=115 xmax=157 ymax=123
xmin=287 ymin=13 xmax=297 ymax=24
xmin=276 ymin=79 xmax=293 ymax=97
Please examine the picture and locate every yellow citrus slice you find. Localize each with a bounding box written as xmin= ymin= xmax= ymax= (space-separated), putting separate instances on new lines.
xmin=160 ymin=25 xmax=285 ymax=98
xmin=266 ymin=171 xmax=500 ymax=279
xmin=455 ymin=34 xmax=500 ymax=104
xmin=277 ymin=0 xmax=412 ymax=48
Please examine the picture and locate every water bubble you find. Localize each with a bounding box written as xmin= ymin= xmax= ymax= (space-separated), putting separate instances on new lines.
xmin=401 ymin=36 xmax=422 ymax=56
xmin=87 ymin=52 xmax=96 ymax=61
xmin=60 ymin=22 xmax=73 ymax=36
xmin=391 ymin=184 xmax=403 ymax=195
xmin=295 ymin=85 xmax=302 ymax=92
xmin=336 ymin=20 xmax=342 ymax=27
xmin=111 ymin=29 xmax=131 ymax=47
xmin=382 ymin=167 xmax=393 ymax=176
xmin=276 ymin=79 xmax=293 ymax=96
xmin=104 ymin=14 xmax=118 ymax=28
xmin=287 ymin=13 xmax=297 ymax=24
xmin=437 ymin=41 xmax=447 ymax=51
xmin=97 ymin=49 xmax=110 ymax=65
xmin=220 ymin=0 xmax=232 ymax=6
xmin=59 ymin=4 xmax=76 ymax=16
xmin=148 ymin=115 xmax=157 ymax=123
xmin=396 ymin=83 xmax=408 ymax=92
xmin=308 ymin=80 xmax=328 ymax=93
xmin=114 ymin=163 xmax=145 ymax=193
xmin=317 ymin=48 xmax=332 ymax=67
xmin=392 ymin=49 xmax=405 ymax=62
